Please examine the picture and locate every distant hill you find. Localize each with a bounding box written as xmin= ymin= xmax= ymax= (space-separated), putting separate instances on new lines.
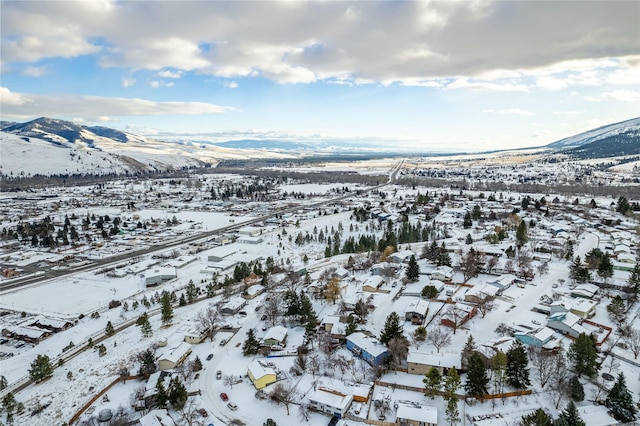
xmin=545 ymin=117 xmax=640 ymax=157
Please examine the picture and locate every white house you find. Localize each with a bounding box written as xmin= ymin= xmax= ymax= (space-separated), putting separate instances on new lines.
xmin=307 ymin=387 xmax=353 ymax=419
xmin=431 ymin=265 xmax=454 ymax=282
xmin=157 ymin=342 xmax=192 ymax=370
xmin=396 ymin=403 xmax=438 ymax=426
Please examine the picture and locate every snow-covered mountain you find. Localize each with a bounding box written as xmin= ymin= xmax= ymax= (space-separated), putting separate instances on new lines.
xmin=546 ymin=117 xmax=640 ymax=150
xmin=0 ymin=118 xmax=293 ymax=177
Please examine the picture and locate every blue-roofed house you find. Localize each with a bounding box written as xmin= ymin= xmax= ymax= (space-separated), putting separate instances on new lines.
xmin=346 ymin=332 xmax=389 ymax=366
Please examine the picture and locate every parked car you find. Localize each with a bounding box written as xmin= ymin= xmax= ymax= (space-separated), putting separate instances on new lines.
xmin=220 ymin=392 xmax=229 ymax=401
xmin=260 ymin=314 xmax=267 ymax=321
xmin=198 ymin=408 xmax=208 ymax=417
xmin=216 ymin=370 xmax=222 ymax=380
xmin=602 ymin=373 xmax=615 ymax=381
xmin=220 ymin=339 xmax=227 ymax=346
xmin=227 ymin=402 xmax=237 ymax=411
xmin=238 ymin=311 xmax=247 ymax=317
xmin=206 ymin=353 xmax=214 ymax=361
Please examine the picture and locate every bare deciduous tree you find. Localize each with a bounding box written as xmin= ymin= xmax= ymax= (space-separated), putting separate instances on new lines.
xmin=427 ymin=326 xmax=452 ymax=353
xmin=624 ymin=328 xmax=640 ymax=359
xmin=269 ymin=382 xmax=298 ymax=415
xmin=388 ymin=337 xmax=410 ymax=370
xmin=548 ymin=350 xmax=569 ymax=409
xmin=263 ymin=293 xmax=283 ymax=327
xmin=529 ymin=347 xmax=556 ymax=388
xmin=476 ymin=299 xmax=496 ymax=318
xmin=196 ymin=305 xmax=220 ymax=342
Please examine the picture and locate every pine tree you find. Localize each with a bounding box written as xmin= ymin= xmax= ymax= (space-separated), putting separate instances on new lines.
xmin=423 ymin=367 xmax=442 ymax=399
xmin=605 ymin=372 xmax=637 ymax=423
xmin=521 ymin=408 xmax=553 ymax=426
xmin=242 ymin=329 xmax=261 ymax=355
xmin=191 ymin=356 xmax=203 ymax=372
xmin=555 ymin=401 xmax=586 ymax=426
xmin=506 ymin=340 xmax=530 ymax=388
xmin=29 ymin=354 xmax=53 ymax=383
xmin=304 ymin=318 xmax=318 ymax=346
xmin=168 ymin=376 xmax=188 ymax=410
xmin=568 ymin=332 xmax=598 ymax=378
xmin=105 ymin=321 xmax=115 ymax=337
xmin=345 ymin=314 xmax=357 ymax=336
xmin=569 ymin=375 xmax=584 ymax=401
xmin=137 ymin=349 xmax=157 ymax=379
xmin=405 ymin=255 xmax=420 ymax=281
xmin=463 ymin=212 xmax=472 ymax=229
xmin=443 ymin=367 xmax=461 ymax=425
xmin=516 ymin=220 xmax=528 ymax=246
xmin=460 ymin=335 xmax=476 ymax=371
xmin=464 ymin=351 xmax=489 ymax=397
xmin=628 ymin=263 xmax=640 ymax=300
xmin=379 ymin=312 xmax=403 ymax=345
xmin=155 ymin=378 xmax=168 ymax=409
xmin=160 ymin=292 xmax=173 ymax=326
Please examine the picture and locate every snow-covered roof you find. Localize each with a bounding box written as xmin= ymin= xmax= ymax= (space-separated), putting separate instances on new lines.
xmin=405 ymin=298 xmax=430 ymax=315
xmin=263 ymin=325 xmax=288 ymax=343
xmin=347 ymin=332 xmax=388 ymax=357
xmin=157 ymin=342 xmax=192 ymax=364
xmin=139 ymin=409 xmax=176 ymax=426
xmin=245 ymin=284 xmax=265 ymax=296
xmin=308 ymin=387 xmax=353 ymax=411
xmin=247 ymin=360 xmax=276 ymax=380
xmin=396 ymin=403 xmax=438 ymax=424
xmin=407 ymin=351 xmax=461 ymax=369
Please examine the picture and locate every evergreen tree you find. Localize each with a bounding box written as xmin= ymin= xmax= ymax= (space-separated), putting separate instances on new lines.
xmin=304 ymin=318 xmax=318 ymax=345
xmin=460 ymin=335 xmax=476 ymax=371
xmin=464 ymin=351 xmax=489 ymax=397
xmin=628 ymin=263 xmax=640 ymax=300
xmin=521 ymin=408 xmax=553 ymax=426
xmin=140 ymin=315 xmax=153 ymax=338
xmin=379 ymin=312 xmax=403 ymax=345
xmin=605 ymin=372 xmax=637 ymax=423
xmin=568 ymin=333 xmax=598 ymax=378
xmin=242 ymin=329 xmax=261 ymax=355
xmin=29 ymin=354 xmax=53 ymax=383
xmin=0 ymin=375 xmax=7 ymax=391
xmin=516 ymin=220 xmax=528 ymax=247
xmin=105 ymin=321 xmax=115 ymax=337
xmin=160 ymin=292 xmax=173 ymax=326
xmin=569 ymin=375 xmax=584 ymax=401
xmin=345 ymin=314 xmax=358 ymax=336
xmin=168 ymin=376 xmax=188 ymax=410
xmin=405 ymin=255 xmax=420 ymax=281
xmin=555 ymin=401 xmax=586 ymax=426
xmin=597 ymin=255 xmax=613 ymax=281
xmin=607 ymin=295 xmax=627 ymax=327
xmin=506 ymin=340 xmax=530 ymax=388
xmin=137 ymin=349 xmax=157 ymax=379
xmin=463 ymin=212 xmax=472 ymax=229
xmin=421 ymin=285 xmax=438 ymax=299
xmin=423 ymin=367 xmax=442 ymax=399
xmin=191 ymin=356 xmax=203 ymax=372
xmin=443 ymin=367 xmax=461 ymax=425
xmin=155 ymin=378 xmax=168 ymax=409
xmin=490 ymin=351 xmax=508 ymax=394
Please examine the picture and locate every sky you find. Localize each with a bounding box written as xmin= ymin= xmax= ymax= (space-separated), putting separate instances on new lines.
xmin=1 ymin=0 xmax=639 ymax=152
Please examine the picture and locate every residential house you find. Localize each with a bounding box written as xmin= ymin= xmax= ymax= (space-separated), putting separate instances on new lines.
xmin=547 ymin=311 xmax=588 ymax=338
xmin=307 ymin=387 xmax=353 ymax=419
xmin=184 ymin=324 xmax=208 ymax=344
xmin=440 ymin=303 xmax=477 ymax=330
xmin=263 ymin=326 xmax=288 ymax=347
xmin=464 ymin=284 xmax=499 ymax=304
xmin=404 ymin=298 xmax=430 ymax=323
xmin=139 ymin=409 xmax=176 ymax=426
xmin=220 ymin=297 xmax=247 ymax=315
xmin=2 ymin=325 xmax=51 ymax=344
xmin=550 ymin=298 xmax=597 ymax=319
xmin=431 ymin=265 xmax=454 ymax=282
xmin=345 ymin=332 xmax=389 ymax=366
xmin=390 ymin=250 xmax=415 ymax=264
xmin=243 ymin=283 xmax=265 ymax=300
xmin=361 ymin=276 xmax=385 ymax=292
xmin=157 ymin=342 xmax=192 ymax=370
xmin=407 ymin=351 xmax=461 ymax=376
xmin=485 ymin=274 xmax=517 ymax=293
xmin=396 ymin=403 xmax=438 ymax=426
xmin=570 ymin=283 xmax=599 ymax=299
xmin=247 ymin=360 xmax=277 ymax=389
xmin=514 ymin=327 xmax=556 ymax=349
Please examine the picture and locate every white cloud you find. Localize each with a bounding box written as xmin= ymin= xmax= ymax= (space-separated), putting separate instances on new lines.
xmin=484 ymin=108 xmax=535 ymax=116
xmin=0 ymin=88 xmax=237 ymax=120
xmin=22 ymin=66 xmax=47 ymax=77
xmin=0 ymin=87 xmax=32 ymax=106
xmin=602 ymin=90 xmax=640 ymax=102
xmin=121 ymin=78 xmax=136 ymax=88
xmin=149 ymin=80 xmax=175 ymax=89
xmin=536 ymin=76 xmax=569 ymax=91
xmin=158 ymin=70 xmax=183 ymax=79
xmin=553 ymin=110 xmax=581 ymax=116
xmin=2 ymin=1 xmax=638 ymax=85
xmin=449 ymin=78 xmax=529 ymax=93
xmin=223 ymin=81 xmax=239 ymax=89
